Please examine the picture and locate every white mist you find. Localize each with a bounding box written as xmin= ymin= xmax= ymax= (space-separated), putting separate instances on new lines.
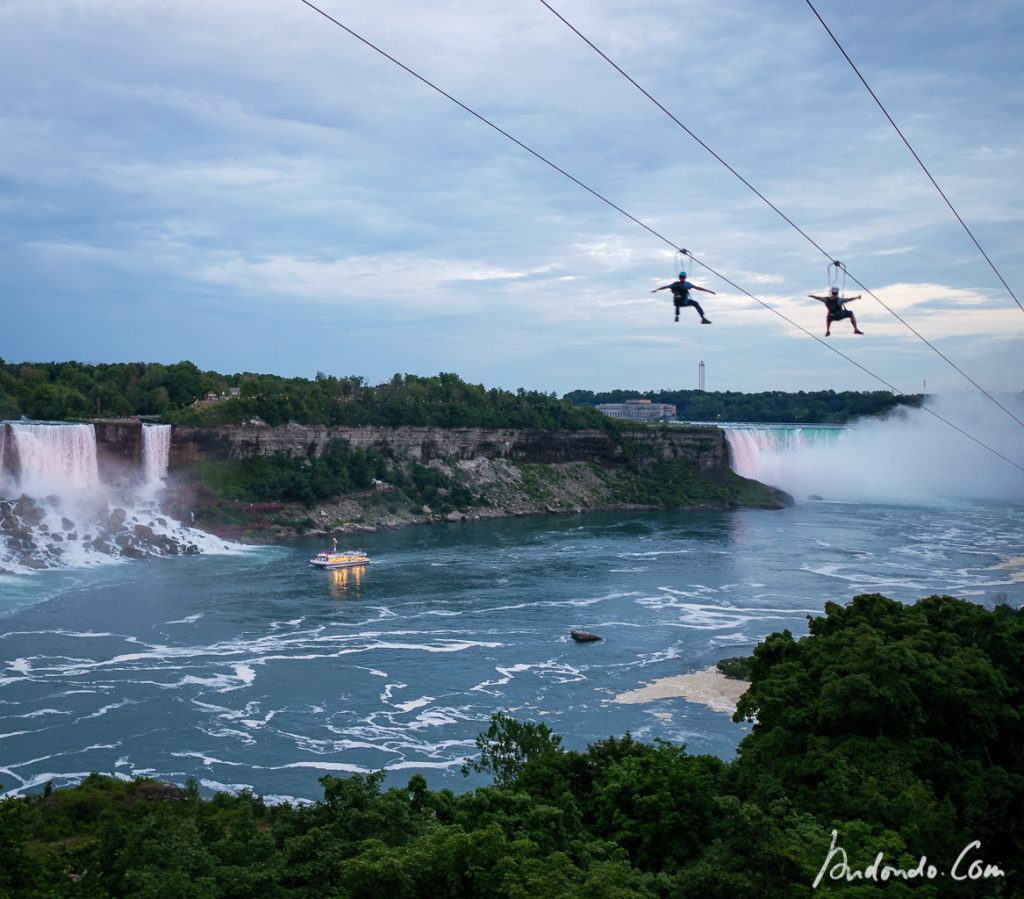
xmin=724 ymin=394 xmax=1024 ymax=504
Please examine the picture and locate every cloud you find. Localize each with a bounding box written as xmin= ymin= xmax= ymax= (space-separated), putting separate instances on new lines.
xmin=1 ymin=0 xmax=1021 ymax=394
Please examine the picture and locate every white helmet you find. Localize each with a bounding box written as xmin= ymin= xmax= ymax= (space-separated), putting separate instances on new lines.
xmin=830 ymin=286 xmax=840 ymax=295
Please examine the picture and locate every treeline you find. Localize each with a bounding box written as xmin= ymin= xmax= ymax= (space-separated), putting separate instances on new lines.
xmin=1 ymin=359 xmax=923 ymax=430
xmin=0 ymin=360 xmax=613 ymax=431
xmin=2 ymin=594 xmax=1019 ymax=897
xmin=566 ymin=387 xmax=923 ymax=423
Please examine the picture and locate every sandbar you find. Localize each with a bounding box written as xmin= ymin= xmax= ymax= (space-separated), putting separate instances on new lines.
xmin=612 ymin=666 xmax=748 ymax=714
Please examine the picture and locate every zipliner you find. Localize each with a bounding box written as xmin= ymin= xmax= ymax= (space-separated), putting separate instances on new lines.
xmin=651 ymin=271 xmax=714 ymax=324
xmin=809 ymin=286 xmax=864 ymax=336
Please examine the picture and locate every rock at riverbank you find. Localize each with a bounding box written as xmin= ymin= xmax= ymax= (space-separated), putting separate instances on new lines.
xmin=611 ymin=666 xmax=749 ymax=714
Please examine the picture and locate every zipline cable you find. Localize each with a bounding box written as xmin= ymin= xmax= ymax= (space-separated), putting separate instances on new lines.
xmin=535 ymin=0 xmax=1024 ymax=432
xmin=683 ymin=248 xmax=1024 ymax=476
xmin=293 ymin=0 xmax=1024 ymax=476
xmin=803 ymin=0 xmax=1023 ymax=314
xmin=295 ymin=0 xmax=679 ymax=254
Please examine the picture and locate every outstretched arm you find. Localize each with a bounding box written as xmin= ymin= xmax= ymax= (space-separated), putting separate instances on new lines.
xmin=808 ymin=294 xmax=827 ymax=302
xmin=844 ymin=295 xmax=862 ymax=303
xmin=692 ymin=285 xmax=716 ymax=295
xmin=650 ymin=284 xmax=670 ymax=293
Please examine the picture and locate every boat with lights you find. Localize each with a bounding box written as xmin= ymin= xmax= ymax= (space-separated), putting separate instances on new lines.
xmin=309 ymin=539 xmax=370 ymax=570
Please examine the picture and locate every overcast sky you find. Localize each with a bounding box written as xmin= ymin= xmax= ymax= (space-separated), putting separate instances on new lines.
xmin=2 ymin=0 xmax=1022 ymax=399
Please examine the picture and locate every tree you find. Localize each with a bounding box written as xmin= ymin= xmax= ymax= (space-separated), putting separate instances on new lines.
xmin=463 ymin=713 xmax=564 ymax=787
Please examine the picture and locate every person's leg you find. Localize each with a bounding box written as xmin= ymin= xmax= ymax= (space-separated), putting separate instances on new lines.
xmin=851 ymin=312 xmax=863 ymax=334
xmin=825 ymin=313 xmax=831 ymax=336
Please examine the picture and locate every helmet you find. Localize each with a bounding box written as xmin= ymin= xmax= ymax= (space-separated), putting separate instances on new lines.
xmin=830 ymin=286 xmax=840 ymax=295
xmin=679 ymin=271 xmax=687 ymax=278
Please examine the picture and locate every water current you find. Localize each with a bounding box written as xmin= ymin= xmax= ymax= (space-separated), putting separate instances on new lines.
xmin=2 ymin=499 xmax=1021 ymax=803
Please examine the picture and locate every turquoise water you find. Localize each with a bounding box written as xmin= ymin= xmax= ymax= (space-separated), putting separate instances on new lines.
xmin=1 ymin=501 xmax=1022 ymax=803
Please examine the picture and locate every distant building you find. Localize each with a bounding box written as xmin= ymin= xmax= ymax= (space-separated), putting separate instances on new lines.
xmin=595 ymin=398 xmax=676 ymax=421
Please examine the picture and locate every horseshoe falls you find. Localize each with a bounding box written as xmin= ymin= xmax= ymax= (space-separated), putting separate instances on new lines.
xmin=722 ymin=395 xmax=1024 ymax=505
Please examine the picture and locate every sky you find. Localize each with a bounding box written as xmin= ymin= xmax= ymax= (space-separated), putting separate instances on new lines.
xmin=2 ymin=0 xmax=1023 ymax=399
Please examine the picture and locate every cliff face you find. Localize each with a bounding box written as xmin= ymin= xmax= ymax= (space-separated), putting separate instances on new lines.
xmin=92 ymin=421 xmax=143 ymax=483
xmin=166 ymin=423 xmax=728 ymax=470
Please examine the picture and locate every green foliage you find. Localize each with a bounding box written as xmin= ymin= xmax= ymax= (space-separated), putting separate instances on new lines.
xmin=716 ymin=655 xmax=753 ymax=680
xmin=608 ymin=458 xmax=789 ymax=509
xmin=566 ymin=387 xmax=923 ymax=424
xmin=462 ymin=713 xmax=564 ymax=787
xmin=733 ymin=593 xmax=1024 ymax=876
xmin=0 ymin=360 xmax=617 ymax=430
xmin=191 ymin=439 xmax=481 ymax=515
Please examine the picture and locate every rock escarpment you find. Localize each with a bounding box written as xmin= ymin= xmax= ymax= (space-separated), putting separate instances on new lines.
xmin=166 ymin=423 xmax=728 ymax=471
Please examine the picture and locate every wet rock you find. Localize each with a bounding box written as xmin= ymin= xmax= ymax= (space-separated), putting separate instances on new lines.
xmin=133 ymin=524 xmax=155 ymax=540
xmin=14 ymin=498 xmax=45 ymax=526
xmin=570 ymin=629 xmax=602 ymax=643
xmin=61 ymin=517 xmax=75 ymax=531
xmin=109 ymin=508 xmax=128 ymax=526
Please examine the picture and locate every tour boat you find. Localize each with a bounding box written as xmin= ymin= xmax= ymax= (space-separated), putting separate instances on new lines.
xmin=309 ymin=540 xmax=370 ymax=570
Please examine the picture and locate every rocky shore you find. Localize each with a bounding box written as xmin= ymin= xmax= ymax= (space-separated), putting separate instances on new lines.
xmin=0 ymin=495 xmax=203 ymax=573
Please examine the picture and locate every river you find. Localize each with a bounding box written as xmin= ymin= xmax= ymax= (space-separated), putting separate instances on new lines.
xmin=1 ymin=402 xmax=1022 ymax=802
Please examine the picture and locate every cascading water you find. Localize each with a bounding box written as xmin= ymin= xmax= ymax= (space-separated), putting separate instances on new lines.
xmin=142 ymin=424 xmax=172 ymax=487
xmin=723 ymin=425 xmax=844 ymax=484
xmin=723 ymin=395 xmax=1024 ymax=504
xmin=5 ymin=422 xmax=100 ymax=496
xmin=0 ymin=421 xmax=239 ymax=574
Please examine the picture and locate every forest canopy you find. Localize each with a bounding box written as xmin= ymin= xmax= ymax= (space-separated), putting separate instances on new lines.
xmin=565 ymin=387 xmax=923 ymax=423
xmin=0 ymin=360 xmax=612 ymax=430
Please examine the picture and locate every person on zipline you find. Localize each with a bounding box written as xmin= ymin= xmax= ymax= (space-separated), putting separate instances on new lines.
xmin=809 ymin=286 xmax=864 ymax=336
xmin=651 ymin=271 xmax=714 ymax=323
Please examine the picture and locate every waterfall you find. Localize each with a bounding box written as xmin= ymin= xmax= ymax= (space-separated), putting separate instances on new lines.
xmin=0 ymin=420 xmax=237 ymax=573
xmin=6 ymin=422 xmax=101 ymax=496
xmin=0 ymin=424 xmax=7 ymax=492
xmin=142 ymin=424 xmax=172 ymax=486
xmin=723 ymin=396 xmax=1024 ymax=504
xmin=723 ymin=425 xmax=844 ymax=482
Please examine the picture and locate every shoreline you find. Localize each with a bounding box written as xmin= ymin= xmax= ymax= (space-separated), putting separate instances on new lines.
xmin=611 ymin=666 xmax=749 ymax=714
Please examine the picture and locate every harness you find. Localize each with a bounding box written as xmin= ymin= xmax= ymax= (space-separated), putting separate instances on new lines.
xmin=670 ymin=282 xmax=692 ymax=306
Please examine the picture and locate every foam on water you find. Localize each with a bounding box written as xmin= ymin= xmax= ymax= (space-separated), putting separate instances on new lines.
xmin=1 ymin=498 xmax=1020 ymax=802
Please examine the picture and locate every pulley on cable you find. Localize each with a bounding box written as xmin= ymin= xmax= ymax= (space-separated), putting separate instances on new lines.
xmin=828 ymin=259 xmax=848 ymax=298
